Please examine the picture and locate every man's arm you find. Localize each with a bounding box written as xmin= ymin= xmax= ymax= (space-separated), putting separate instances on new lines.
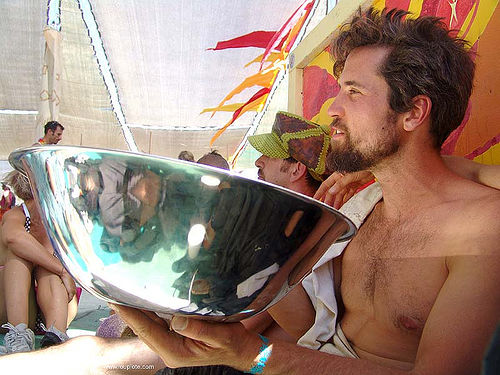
xmin=314 ymin=157 xmax=499 ymax=209
xmin=442 ymin=155 xmax=500 ymax=189
xmin=314 ymin=171 xmax=374 ymax=209
xmin=114 ymin=304 xmax=409 ymax=374
xmin=114 ymin=232 xmax=500 ymax=375
xmin=410 ymin=249 xmax=500 ymax=374
xmin=266 ymin=285 xmax=315 ymax=340
xmin=241 ymin=284 xmax=315 ymax=344
xmin=0 ymin=336 xmax=164 ymax=375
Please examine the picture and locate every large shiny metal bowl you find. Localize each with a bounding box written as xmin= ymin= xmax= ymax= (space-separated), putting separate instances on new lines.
xmin=9 ymin=146 xmax=356 ymax=322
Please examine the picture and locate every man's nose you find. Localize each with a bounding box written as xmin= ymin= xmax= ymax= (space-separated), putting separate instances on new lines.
xmin=255 ymin=155 xmax=265 ymax=168
xmin=327 ymin=96 xmax=344 ymax=118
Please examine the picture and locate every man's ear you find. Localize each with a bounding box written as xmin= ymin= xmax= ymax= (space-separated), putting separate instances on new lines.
xmin=403 ymin=95 xmax=432 ymax=132
xmin=290 ymin=162 xmax=308 ymax=183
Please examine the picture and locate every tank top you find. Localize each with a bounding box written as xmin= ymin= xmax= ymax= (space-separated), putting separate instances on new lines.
xmin=22 ymin=203 xmax=31 ymax=232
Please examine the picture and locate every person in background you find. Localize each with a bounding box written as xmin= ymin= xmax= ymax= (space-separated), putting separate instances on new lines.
xmin=0 ymin=184 xmax=15 ymax=220
xmin=177 ymin=151 xmax=195 ymax=162
xmin=249 ymin=111 xmax=332 ymax=197
xmin=34 ymin=121 xmax=64 ymax=145
xmin=0 ymin=171 xmax=77 ymax=354
xmin=197 ymin=150 xmax=230 ymax=170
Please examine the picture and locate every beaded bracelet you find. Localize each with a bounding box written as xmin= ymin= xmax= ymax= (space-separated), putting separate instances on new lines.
xmin=246 ymin=334 xmax=272 ymax=374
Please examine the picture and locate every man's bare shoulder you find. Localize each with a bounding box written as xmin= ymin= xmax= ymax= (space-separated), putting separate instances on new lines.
xmin=458 ymin=182 xmax=500 ymax=222
xmin=442 ymin=181 xmax=500 ymax=257
xmin=444 ymin=185 xmax=500 ymax=290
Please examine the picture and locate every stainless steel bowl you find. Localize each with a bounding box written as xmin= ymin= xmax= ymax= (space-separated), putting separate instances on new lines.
xmin=9 ymin=146 xmax=356 ymax=321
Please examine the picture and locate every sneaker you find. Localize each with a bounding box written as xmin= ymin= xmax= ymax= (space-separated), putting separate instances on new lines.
xmin=40 ymin=324 xmax=69 ymax=349
xmin=0 ymin=322 xmax=35 ymax=354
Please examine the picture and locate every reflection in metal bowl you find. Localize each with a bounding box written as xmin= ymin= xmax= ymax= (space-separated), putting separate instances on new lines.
xmin=9 ymin=146 xmax=356 ymax=322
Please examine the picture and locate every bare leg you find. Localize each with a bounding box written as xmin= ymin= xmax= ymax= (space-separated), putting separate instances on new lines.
xmin=67 ymin=295 xmax=78 ymax=327
xmin=35 ymin=266 xmax=68 ymax=332
xmin=4 ymin=251 xmax=33 ymax=326
xmin=0 ymin=268 xmax=6 ymax=325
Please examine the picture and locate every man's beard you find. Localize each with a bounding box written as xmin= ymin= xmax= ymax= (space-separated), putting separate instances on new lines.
xmin=257 ymin=169 xmax=264 ymax=180
xmin=326 ymin=113 xmax=400 ymax=173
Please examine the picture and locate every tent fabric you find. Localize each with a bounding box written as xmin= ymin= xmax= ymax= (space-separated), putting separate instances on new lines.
xmin=37 ymin=27 xmax=63 ymax=128
xmin=0 ymin=2 xmax=45 ymax=157
xmin=0 ymin=0 xmax=316 ymax=161
xmin=88 ymin=0 xmax=308 ymax=156
xmin=130 ymin=127 xmax=249 ymax=162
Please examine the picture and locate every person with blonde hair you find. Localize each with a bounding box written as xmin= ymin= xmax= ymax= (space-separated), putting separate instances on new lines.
xmin=0 ymin=170 xmax=76 ymax=353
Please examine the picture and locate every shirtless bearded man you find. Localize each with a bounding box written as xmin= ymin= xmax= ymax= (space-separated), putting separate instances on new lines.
xmin=111 ymin=8 xmax=500 ymax=375
xmin=1 ymin=8 xmax=498 ymax=375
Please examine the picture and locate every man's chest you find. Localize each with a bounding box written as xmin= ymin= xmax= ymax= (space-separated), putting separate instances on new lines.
xmin=340 ymin=211 xmax=448 ymax=332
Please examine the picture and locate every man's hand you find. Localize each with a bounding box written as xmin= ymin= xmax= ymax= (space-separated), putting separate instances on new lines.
xmin=112 ymin=304 xmax=262 ymax=371
xmin=60 ymin=270 xmax=76 ymax=301
xmin=314 ymin=171 xmax=374 ymax=209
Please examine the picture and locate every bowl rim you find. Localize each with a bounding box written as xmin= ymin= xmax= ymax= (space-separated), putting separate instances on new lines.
xmin=9 ymin=144 xmax=357 ymax=242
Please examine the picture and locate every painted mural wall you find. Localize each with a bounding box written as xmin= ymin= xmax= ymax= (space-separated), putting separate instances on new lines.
xmin=299 ymin=0 xmax=499 ymax=164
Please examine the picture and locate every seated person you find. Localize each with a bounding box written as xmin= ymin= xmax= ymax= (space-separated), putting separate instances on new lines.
xmin=0 ymin=171 xmax=77 ymax=353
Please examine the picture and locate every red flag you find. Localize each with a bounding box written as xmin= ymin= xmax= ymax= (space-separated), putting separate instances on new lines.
xmin=259 ymin=0 xmax=315 ymax=70
xmin=210 ymin=87 xmax=270 ymax=145
xmin=208 ymin=31 xmax=277 ymax=51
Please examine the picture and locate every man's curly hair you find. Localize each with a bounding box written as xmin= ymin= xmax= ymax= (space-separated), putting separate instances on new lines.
xmin=331 ymin=7 xmax=475 ymax=148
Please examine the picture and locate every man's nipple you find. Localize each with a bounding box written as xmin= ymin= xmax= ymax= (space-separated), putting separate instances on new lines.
xmin=397 ymin=315 xmax=422 ymax=331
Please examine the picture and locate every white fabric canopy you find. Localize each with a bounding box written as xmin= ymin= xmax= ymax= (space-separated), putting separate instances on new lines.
xmin=0 ymin=0 xmax=328 ymax=163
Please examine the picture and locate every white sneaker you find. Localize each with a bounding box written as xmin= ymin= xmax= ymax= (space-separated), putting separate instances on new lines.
xmin=1 ymin=322 xmax=35 ymax=354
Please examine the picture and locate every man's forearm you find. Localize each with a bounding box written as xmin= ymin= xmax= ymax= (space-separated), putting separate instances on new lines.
xmin=235 ymin=340 xmax=410 ymax=375
xmin=93 ymin=336 xmax=164 ymax=374
xmin=0 ymin=336 xmax=164 ymax=375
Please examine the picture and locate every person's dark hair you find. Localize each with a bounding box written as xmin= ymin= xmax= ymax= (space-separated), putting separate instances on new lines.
xmin=331 ymin=7 xmax=475 ymax=148
xmin=44 ymin=120 xmax=64 ymax=134
xmin=178 ymin=150 xmax=195 ymax=162
xmin=197 ymin=150 xmax=230 ymax=170
xmin=281 ymin=157 xmax=321 ymax=190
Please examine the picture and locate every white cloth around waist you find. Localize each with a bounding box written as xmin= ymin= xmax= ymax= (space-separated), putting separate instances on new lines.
xmin=297 ymin=182 xmax=382 ymax=352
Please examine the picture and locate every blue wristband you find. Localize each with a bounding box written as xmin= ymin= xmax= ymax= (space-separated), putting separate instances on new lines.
xmin=246 ymin=335 xmax=271 ymax=374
